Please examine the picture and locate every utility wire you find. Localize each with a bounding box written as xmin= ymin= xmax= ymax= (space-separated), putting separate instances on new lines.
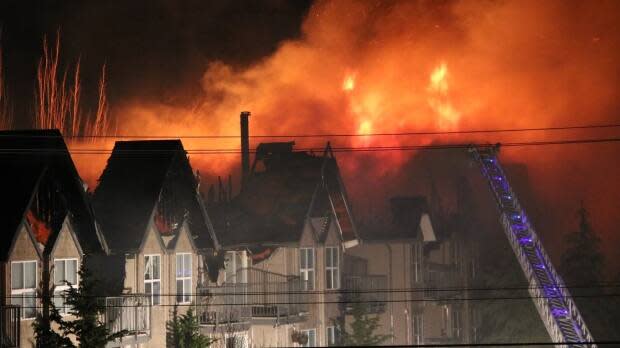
xmin=11 ymin=292 xmax=620 ymax=307
xmin=2 ymin=123 xmax=620 ymax=139
xmin=8 ymin=282 xmax=620 ymax=298
xmin=2 ymin=137 xmax=620 ymax=155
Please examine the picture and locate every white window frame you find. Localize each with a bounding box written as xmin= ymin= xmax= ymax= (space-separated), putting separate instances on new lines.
xmin=11 ymin=260 xmax=38 ymax=319
xmin=144 ymin=254 xmax=161 ymax=305
xmin=53 ymin=258 xmax=79 ymax=315
xmin=442 ymin=305 xmax=449 ymax=337
xmin=325 ymin=247 xmax=339 ymax=290
xmin=326 ymin=326 xmax=338 ymax=346
xmin=224 ymin=251 xmax=247 ymax=284
xmin=452 ymin=307 xmax=462 ymax=338
xmin=299 ymin=248 xmax=315 ymax=291
xmin=412 ymin=242 xmax=423 ymax=283
xmin=452 ymin=240 xmax=461 ymax=272
xmin=413 ymin=313 xmax=424 ymax=344
xmin=176 ymin=253 xmax=192 ymax=304
xmin=301 ymin=328 xmax=316 ymax=347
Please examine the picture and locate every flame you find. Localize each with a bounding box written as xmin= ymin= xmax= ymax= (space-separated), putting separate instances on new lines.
xmin=26 ymin=210 xmax=52 ymax=245
xmin=427 ymin=63 xmax=460 ymax=130
xmin=429 ymin=63 xmax=449 ymax=94
xmin=357 ymin=120 xmax=372 ymax=135
xmin=342 ymin=74 xmax=356 ymax=92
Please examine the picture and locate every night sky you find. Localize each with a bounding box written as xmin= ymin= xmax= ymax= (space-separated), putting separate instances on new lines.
xmin=0 ymin=0 xmax=312 ymax=123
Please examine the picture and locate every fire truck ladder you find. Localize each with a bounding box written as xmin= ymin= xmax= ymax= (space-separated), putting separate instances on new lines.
xmin=470 ymin=146 xmax=596 ymax=348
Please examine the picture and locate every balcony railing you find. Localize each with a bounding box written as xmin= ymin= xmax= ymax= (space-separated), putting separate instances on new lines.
xmin=342 ymin=275 xmax=388 ymax=313
xmin=0 ymin=305 xmax=20 ymax=348
xmin=424 ymin=265 xmax=463 ymax=300
xmin=102 ymin=295 xmax=151 ymax=346
xmin=198 ymin=268 xmax=310 ymax=325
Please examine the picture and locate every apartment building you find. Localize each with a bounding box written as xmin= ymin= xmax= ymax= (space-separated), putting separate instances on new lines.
xmin=348 ymin=196 xmax=478 ymax=346
xmin=92 ymin=140 xmax=220 ymax=347
xmin=203 ymin=142 xmax=359 ymax=347
xmin=0 ymin=130 xmax=108 ymax=347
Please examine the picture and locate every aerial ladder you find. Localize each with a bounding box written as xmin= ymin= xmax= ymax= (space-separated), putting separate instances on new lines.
xmin=470 ymin=146 xmax=596 ymax=348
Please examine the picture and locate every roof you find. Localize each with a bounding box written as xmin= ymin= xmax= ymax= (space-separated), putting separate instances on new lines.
xmin=92 ymin=140 xmax=217 ymax=253
xmin=212 ymin=143 xmax=357 ymax=247
xmin=0 ymin=129 xmax=105 ymax=260
xmin=359 ymin=196 xmax=435 ymax=242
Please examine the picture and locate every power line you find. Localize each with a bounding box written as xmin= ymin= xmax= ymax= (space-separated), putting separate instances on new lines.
xmin=8 ymin=282 xmax=620 ymax=298
xmin=1 ymin=137 xmax=620 ymax=155
xmin=2 ymin=122 xmax=620 ymax=139
xmin=11 ymin=292 xmax=620 ymax=306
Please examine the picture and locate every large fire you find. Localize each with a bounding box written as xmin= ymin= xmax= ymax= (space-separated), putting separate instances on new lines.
xmin=3 ymin=1 xmax=616 ymax=266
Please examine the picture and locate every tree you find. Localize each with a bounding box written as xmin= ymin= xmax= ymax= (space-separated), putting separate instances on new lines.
xmin=167 ymin=306 xmax=216 ymax=348
xmin=32 ymin=257 xmax=73 ymax=348
xmin=32 ymin=281 xmax=72 ymax=347
xmin=560 ymin=204 xmax=604 ymax=285
xmin=558 ymin=204 xmax=619 ymax=341
xmin=57 ymin=258 xmax=126 ymax=348
xmin=339 ymin=293 xmax=390 ymax=346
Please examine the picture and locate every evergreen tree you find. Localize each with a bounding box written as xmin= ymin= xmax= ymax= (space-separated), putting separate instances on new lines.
xmin=167 ymin=306 xmax=216 ymax=348
xmin=32 ymin=281 xmax=72 ymax=347
xmin=339 ymin=294 xmax=390 ymax=346
xmin=558 ymin=204 xmax=619 ymax=341
xmin=32 ymin=258 xmax=73 ymax=348
xmin=57 ymin=259 xmax=126 ymax=348
xmin=560 ymin=204 xmax=604 ymax=285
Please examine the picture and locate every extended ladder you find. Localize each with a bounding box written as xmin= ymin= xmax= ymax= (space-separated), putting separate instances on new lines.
xmin=470 ymin=146 xmax=595 ymax=348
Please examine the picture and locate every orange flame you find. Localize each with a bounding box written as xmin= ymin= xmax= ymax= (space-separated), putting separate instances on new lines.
xmin=26 ymin=210 xmax=52 ymax=245
xmin=342 ymin=74 xmax=356 ymax=92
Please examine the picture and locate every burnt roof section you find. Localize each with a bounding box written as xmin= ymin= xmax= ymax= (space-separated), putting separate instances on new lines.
xmin=0 ymin=129 xmax=105 ymax=260
xmin=92 ymin=140 xmax=217 ymax=253
xmin=359 ymin=196 xmax=431 ymax=242
xmin=212 ymin=143 xmax=357 ymax=247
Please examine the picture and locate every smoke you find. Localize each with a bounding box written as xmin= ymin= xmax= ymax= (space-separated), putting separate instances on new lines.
xmin=72 ymin=0 xmax=620 ymax=268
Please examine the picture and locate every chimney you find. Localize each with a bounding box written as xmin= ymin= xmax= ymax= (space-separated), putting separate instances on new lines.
xmin=240 ymin=111 xmax=251 ymax=188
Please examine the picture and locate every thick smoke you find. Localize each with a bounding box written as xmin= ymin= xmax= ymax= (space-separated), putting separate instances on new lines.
xmin=76 ymin=0 xmax=620 ymax=268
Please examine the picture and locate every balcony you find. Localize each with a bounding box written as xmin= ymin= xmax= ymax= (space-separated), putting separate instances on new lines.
xmin=0 ymin=305 xmax=20 ymax=348
xmin=342 ymin=275 xmax=388 ymax=314
xmin=198 ymin=268 xmax=310 ymax=326
xmin=102 ymin=295 xmax=151 ymax=347
xmin=423 ymin=263 xmax=464 ymax=300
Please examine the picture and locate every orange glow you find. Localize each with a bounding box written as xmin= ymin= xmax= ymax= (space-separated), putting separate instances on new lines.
xmin=61 ymin=1 xmax=620 ymax=262
xmin=357 ymin=120 xmax=372 ymax=135
xmin=342 ymin=74 xmax=356 ymax=92
xmin=427 ymin=63 xmax=460 ymax=130
xmin=26 ymin=210 xmax=52 ymax=245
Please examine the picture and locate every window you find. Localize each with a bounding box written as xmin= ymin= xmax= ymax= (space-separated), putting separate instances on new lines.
xmin=326 ymin=326 xmax=339 ymax=346
xmin=225 ymin=334 xmax=247 ymax=348
xmin=53 ymin=258 xmax=78 ymax=314
xmin=144 ymin=255 xmax=161 ymax=305
xmin=441 ymin=305 xmax=449 ymax=337
xmin=412 ymin=242 xmax=423 ymax=283
xmin=452 ymin=308 xmax=462 ymax=338
xmin=452 ymin=241 xmax=461 ymax=272
xmin=301 ymin=328 xmax=316 ymax=347
xmin=299 ymin=248 xmax=315 ymax=290
xmin=325 ymin=247 xmax=339 ymax=290
xmin=413 ymin=314 xmax=423 ymax=344
xmin=11 ymin=261 xmax=37 ymax=319
xmin=224 ymin=251 xmax=247 ymax=283
xmin=176 ymin=253 xmax=192 ymax=304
